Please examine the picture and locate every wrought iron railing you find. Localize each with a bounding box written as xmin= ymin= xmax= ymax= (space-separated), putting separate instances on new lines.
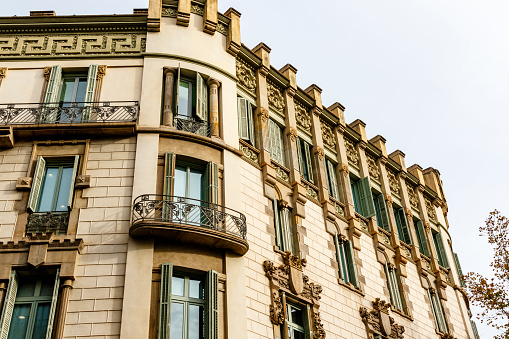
xmin=174 ymin=116 xmax=211 ymax=137
xmin=26 ymin=212 xmax=69 ymax=235
xmin=132 ymin=195 xmax=247 ymax=240
xmin=0 ymin=101 xmax=139 ymax=125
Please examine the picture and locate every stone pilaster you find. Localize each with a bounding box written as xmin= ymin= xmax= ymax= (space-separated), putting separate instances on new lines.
xmin=207 ymin=78 xmax=221 ymax=138
xmin=224 ymin=8 xmax=241 ymax=56
xmin=162 ymin=67 xmax=176 ymax=127
xmin=53 ymin=279 xmax=73 ymax=339
xmin=177 ymin=0 xmax=191 ymax=26
xmin=203 ymin=0 xmax=218 ymax=35
xmin=147 ymin=0 xmax=162 ymax=31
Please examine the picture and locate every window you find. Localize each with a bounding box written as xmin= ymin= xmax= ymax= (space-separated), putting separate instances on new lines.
xmin=273 ymin=200 xmax=295 ymax=254
xmin=296 ymin=138 xmax=313 ymax=183
xmin=452 ymin=252 xmax=465 ymax=287
xmin=0 ymin=270 xmax=60 ymax=339
xmin=27 ymin=156 xmax=79 ymax=214
xmin=427 ymin=288 xmax=448 ymax=333
xmin=432 ymin=231 xmax=450 ymax=269
xmin=393 ymin=207 xmax=411 ymax=245
xmin=333 ymin=234 xmax=359 ymax=288
xmin=159 ymin=264 xmax=218 ymax=339
xmin=414 ymin=219 xmax=430 ymax=257
xmin=350 ymin=177 xmax=375 ymax=219
xmin=471 ymin=320 xmax=480 ymax=339
xmin=373 ymin=193 xmax=390 ymax=232
xmin=324 ymin=159 xmax=339 ymax=200
xmin=384 ymin=264 xmax=403 ymax=311
xmin=268 ymin=119 xmax=286 ymax=166
xmin=237 ymin=97 xmax=255 ymax=145
xmin=283 ymin=302 xmax=310 ymax=339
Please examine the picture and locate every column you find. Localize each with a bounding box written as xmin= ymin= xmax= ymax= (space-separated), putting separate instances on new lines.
xmin=207 ymin=78 xmax=221 ymax=138
xmin=52 ymin=279 xmax=73 ymax=339
xmin=162 ymin=67 xmax=175 ymax=127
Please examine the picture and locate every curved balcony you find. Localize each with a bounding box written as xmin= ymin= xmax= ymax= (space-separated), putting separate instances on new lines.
xmin=130 ymin=195 xmax=248 ymax=255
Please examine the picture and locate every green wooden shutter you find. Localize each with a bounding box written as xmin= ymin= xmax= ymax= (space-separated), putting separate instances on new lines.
xmin=27 ymin=156 xmax=46 ymax=213
xmin=83 ymin=64 xmax=98 ymax=122
xmin=434 ymin=233 xmax=450 ymax=269
xmin=427 ymin=289 xmax=440 ymax=330
xmin=159 ymin=263 xmax=173 ymax=339
xmin=345 ymin=241 xmax=359 ymax=288
xmin=453 ymin=253 xmax=465 ymax=287
xmin=304 ymin=305 xmax=312 ymax=339
xmin=389 ymin=268 xmax=403 ymax=310
xmin=206 ymin=270 xmax=219 ymax=339
xmin=196 ymin=73 xmax=208 ymax=121
xmin=281 ymin=208 xmax=294 ymax=254
xmin=433 ymin=292 xmax=448 ymax=332
xmin=43 ymin=65 xmax=62 ymax=122
xmin=67 ymin=155 xmax=80 ymax=211
xmin=333 ymin=234 xmax=344 ymax=281
xmin=398 ymin=209 xmax=412 ymax=245
xmin=326 ymin=160 xmax=339 ymax=199
xmin=163 ymin=153 xmax=175 ymax=221
xmin=205 ymin=162 xmax=219 ymax=205
xmin=0 ymin=271 xmax=18 ymax=339
xmin=45 ymin=268 xmax=60 ymax=339
xmin=415 ymin=220 xmax=430 ymax=256
xmin=247 ymin=102 xmax=255 ymax=145
xmin=237 ymin=97 xmax=249 ymax=141
xmin=296 ymin=138 xmax=305 ymax=176
xmin=273 ymin=200 xmax=283 ymax=250
xmin=357 ymin=177 xmax=375 ymax=218
xmin=375 ymin=195 xmax=391 ymax=232
xmin=303 ymin=142 xmax=313 ymax=183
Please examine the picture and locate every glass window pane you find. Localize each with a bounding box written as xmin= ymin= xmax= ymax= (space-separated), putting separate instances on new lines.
xmin=178 ymin=81 xmax=190 ymax=117
xmin=188 ymin=304 xmax=204 ymax=339
xmin=171 ymin=276 xmax=185 ymax=297
xmin=7 ymin=304 xmax=31 ymax=339
xmin=170 ymin=302 xmax=184 ymax=339
xmin=75 ymin=78 xmax=87 ymax=103
xmin=55 ymin=167 xmax=73 ymax=211
xmin=188 ymin=169 xmax=203 ymax=201
xmin=39 ymin=279 xmax=55 ymax=297
xmin=31 ymin=302 xmax=51 ymax=339
xmin=174 ymin=167 xmax=187 ymax=198
xmin=291 ymin=328 xmax=305 ymax=339
xmin=289 ymin=305 xmax=304 ymax=326
xmin=189 ymin=279 xmax=204 ymax=299
xmin=60 ymin=78 xmax=75 ymax=103
xmin=38 ymin=167 xmax=59 ymax=212
xmin=16 ymin=280 xmax=36 ymax=297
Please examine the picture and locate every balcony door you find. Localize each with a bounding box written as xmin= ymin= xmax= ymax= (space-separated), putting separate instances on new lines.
xmin=174 ymin=164 xmax=204 ymax=226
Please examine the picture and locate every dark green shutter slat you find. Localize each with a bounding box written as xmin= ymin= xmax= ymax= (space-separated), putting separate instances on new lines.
xmin=237 ymin=97 xmax=249 ymax=141
xmin=428 ymin=289 xmax=440 ymax=330
xmin=206 ymin=270 xmax=219 ymax=339
xmin=45 ymin=268 xmax=60 ymax=339
xmin=376 ymin=194 xmax=391 ymax=232
xmin=357 ymin=177 xmax=375 ymax=218
xmin=395 ymin=208 xmax=411 ymax=245
xmin=273 ymin=200 xmax=283 ymax=250
xmin=27 ymin=156 xmax=46 ymax=213
xmin=205 ymin=162 xmax=219 ymax=205
xmin=304 ymin=142 xmax=314 ymax=183
xmin=453 ymin=252 xmax=465 ymax=287
xmin=333 ymin=234 xmax=344 ymax=281
xmin=0 ymin=271 xmax=18 ymax=339
xmin=163 ymin=153 xmax=175 ymax=221
xmin=345 ymin=241 xmax=359 ymax=288
xmin=159 ymin=263 xmax=173 ymax=339
xmin=415 ymin=220 xmax=430 ymax=256
xmin=247 ymin=102 xmax=255 ymax=145
xmin=435 ymin=233 xmax=450 ymax=269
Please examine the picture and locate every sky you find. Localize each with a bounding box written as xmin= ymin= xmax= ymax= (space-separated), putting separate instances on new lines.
xmin=3 ymin=0 xmax=507 ymax=337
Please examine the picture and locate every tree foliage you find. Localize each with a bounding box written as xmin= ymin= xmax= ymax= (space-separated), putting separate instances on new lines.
xmin=464 ymin=210 xmax=509 ymax=339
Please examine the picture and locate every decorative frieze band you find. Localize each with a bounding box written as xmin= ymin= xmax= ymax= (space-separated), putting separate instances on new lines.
xmin=267 ymin=80 xmax=285 ymax=113
xmin=0 ymin=34 xmax=146 ymax=57
xmin=236 ymin=59 xmax=256 ymax=93
xmin=295 ymin=102 xmax=311 ymax=133
xmin=320 ymin=120 xmax=336 ymax=150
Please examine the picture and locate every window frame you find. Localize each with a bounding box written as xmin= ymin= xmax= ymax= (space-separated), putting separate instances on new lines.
xmin=273 ymin=200 xmax=295 ymax=254
xmin=268 ymin=119 xmax=286 ymax=167
xmin=237 ymin=96 xmax=256 ymax=146
xmin=427 ymin=288 xmax=448 ymax=333
xmin=324 ymin=158 xmax=339 ymax=200
xmin=392 ymin=206 xmax=412 ymax=245
xmin=333 ymin=234 xmax=359 ymax=288
xmin=384 ymin=263 xmax=404 ymax=311
xmin=296 ymin=137 xmax=314 ymax=184
xmin=280 ymin=293 xmax=311 ymax=339
xmin=174 ymin=68 xmax=209 ymax=123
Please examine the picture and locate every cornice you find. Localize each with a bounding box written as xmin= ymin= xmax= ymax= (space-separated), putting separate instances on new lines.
xmin=344 ymin=124 xmax=361 ymax=142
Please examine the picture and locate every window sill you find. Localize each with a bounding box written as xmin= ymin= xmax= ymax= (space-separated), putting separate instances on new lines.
xmin=390 ymin=306 xmax=413 ymax=321
xmin=337 ymin=279 xmax=364 ymax=297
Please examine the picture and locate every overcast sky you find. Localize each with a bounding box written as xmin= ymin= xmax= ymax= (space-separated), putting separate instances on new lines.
xmin=4 ymin=0 xmax=506 ymax=337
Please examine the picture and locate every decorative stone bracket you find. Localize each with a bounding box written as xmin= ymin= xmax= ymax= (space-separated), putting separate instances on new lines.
xmin=359 ymin=298 xmax=405 ymax=339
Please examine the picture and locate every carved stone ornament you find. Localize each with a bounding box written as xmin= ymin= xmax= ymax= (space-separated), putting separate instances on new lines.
xmin=288 ymin=127 xmax=298 ymax=142
xmin=425 ymin=199 xmax=437 ymax=222
xmin=240 ymin=143 xmax=258 ymax=163
xmin=274 ymin=165 xmax=290 ymax=183
xmin=258 ymin=107 xmax=269 ymax=122
xmin=236 ymin=59 xmax=256 ymax=93
xmin=267 ymin=81 xmax=285 ymax=112
xmin=320 ymin=121 xmax=336 ymax=149
xmin=367 ymin=155 xmax=380 ymax=181
xmin=43 ymin=66 xmax=52 ymax=81
xmin=162 ymin=6 xmax=178 ymax=17
xmin=360 ymin=298 xmax=405 ymax=339
xmin=344 ymin=139 xmax=359 ymax=166
xmin=304 ymin=182 xmax=319 ymax=201
xmin=282 ymin=251 xmax=307 ymax=294
xmin=406 ymin=184 xmax=418 ymax=209
xmin=439 ymin=333 xmax=456 ymax=339
xmin=313 ymin=311 xmax=326 ymax=339
xmin=387 ymin=170 xmax=400 ymax=195
xmin=0 ymin=67 xmax=6 ymax=79
xmin=270 ymin=291 xmax=285 ymax=325
xmin=295 ymin=102 xmax=311 ymax=132
xmin=97 ymin=65 xmax=107 ymax=80
xmin=340 ymin=164 xmax=349 ymax=176
xmin=216 ymin=22 xmax=228 ymax=36
xmin=316 ymin=146 xmax=325 ymax=161
xmin=190 ymin=4 xmax=204 ymax=15
xmin=384 ymin=193 xmax=393 ymax=205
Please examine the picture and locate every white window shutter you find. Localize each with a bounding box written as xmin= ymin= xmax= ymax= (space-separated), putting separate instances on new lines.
xmin=27 ymin=156 xmax=46 ymax=213
xmin=43 ymin=65 xmax=62 ymax=123
xmin=247 ymin=102 xmax=255 ymax=145
xmin=159 ymin=263 xmax=173 ymax=339
xmin=45 ymin=268 xmax=60 ymax=339
xmin=206 ymin=270 xmax=219 ymax=339
xmin=0 ymin=271 xmax=18 ymax=339
xmin=196 ymin=73 xmax=208 ymax=121
xmin=282 ymin=207 xmax=294 ymax=253
xmin=67 ymin=155 xmax=80 ymax=211
xmin=237 ymin=97 xmax=249 ymax=140
xmin=326 ymin=160 xmax=339 ymax=199
xmin=83 ymin=64 xmax=98 ymax=121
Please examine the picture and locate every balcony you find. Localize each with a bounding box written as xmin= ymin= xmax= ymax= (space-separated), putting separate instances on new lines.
xmin=26 ymin=212 xmax=69 ymax=235
xmin=131 ymin=195 xmax=248 ymax=255
xmin=174 ymin=116 xmax=211 ymax=137
xmin=0 ymin=101 xmax=138 ymax=139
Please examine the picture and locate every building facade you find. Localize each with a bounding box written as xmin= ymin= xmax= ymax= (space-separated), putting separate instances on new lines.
xmin=0 ymin=1 xmax=479 ymax=338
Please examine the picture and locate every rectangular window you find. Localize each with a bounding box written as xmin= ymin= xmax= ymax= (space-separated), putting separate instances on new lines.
xmin=273 ymin=200 xmax=295 ymax=254
xmin=350 ymin=177 xmax=375 ymax=219
xmin=428 ymin=288 xmax=448 ymax=333
xmin=452 ymin=252 xmax=465 ymax=287
xmin=0 ymin=270 xmax=60 ymax=339
xmin=325 ymin=159 xmax=339 ymax=200
xmin=471 ymin=320 xmax=480 ymax=339
xmin=237 ymin=97 xmax=255 ymax=145
xmin=159 ymin=264 xmax=218 ymax=339
xmin=384 ymin=264 xmax=403 ymax=311
xmin=333 ymin=234 xmax=359 ymax=288
xmin=393 ymin=207 xmax=412 ymax=245
xmin=268 ymin=119 xmax=286 ymax=166
xmin=284 ymin=302 xmax=309 ymax=339
xmin=414 ymin=219 xmax=430 ymax=257
xmin=296 ymin=138 xmax=313 ymax=183
xmin=432 ymin=231 xmax=450 ymax=269
xmin=373 ymin=194 xmax=390 ymax=232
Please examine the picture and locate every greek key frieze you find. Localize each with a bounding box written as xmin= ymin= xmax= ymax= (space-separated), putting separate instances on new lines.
xmin=0 ymin=34 xmax=146 ymax=57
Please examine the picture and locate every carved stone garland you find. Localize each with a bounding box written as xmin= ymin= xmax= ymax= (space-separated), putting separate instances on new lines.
xmin=425 ymin=199 xmax=437 ymax=223
xmin=267 ymin=81 xmax=285 ymax=112
xmin=387 ymin=170 xmax=400 ymax=195
xmin=344 ymin=139 xmax=359 ymax=166
xmin=236 ymin=59 xmax=256 ymax=93
xmin=366 ymin=155 xmax=380 ymax=182
xmin=295 ymin=102 xmax=311 ymax=132
xmin=359 ymin=298 xmax=405 ymax=339
xmin=406 ymin=184 xmax=418 ymax=209
xmin=320 ymin=120 xmax=336 ymax=149
xmin=263 ymin=252 xmax=325 ymax=338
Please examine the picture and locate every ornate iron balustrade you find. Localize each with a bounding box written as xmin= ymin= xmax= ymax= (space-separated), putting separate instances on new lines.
xmin=174 ymin=116 xmax=211 ymax=137
xmin=26 ymin=212 xmax=69 ymax=235
xmin=132 ymin=195 xmax=247 ymax=240
xmin=0 ymin=101 xmax=139 ymax=125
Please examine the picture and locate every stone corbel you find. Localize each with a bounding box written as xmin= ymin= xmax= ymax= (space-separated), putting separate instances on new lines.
xmin=202 ymin=0 xmax=218 ymax=35
xmin=16 ymin=177 xmax=32 ymax=190
xmin=287 ymin=127 xmax=298 ymax=142
xmin=0 ymin=126 xmax=14 ymax=149
xmin=176 ymin=0 xmax=191 ymax=26
xmin=27 ymin=232 xmax=54 ymax=268
xmin=315 ymin=146 xmax=325 ymax=161
xmin=75 ymin=175 xmax=91 ymax=189
xmin=224 ymin=8 xmax=241 ymax=57
xmin=0 ymin=67 xmax=7 ymax=87
xmin=257 ymin=107 xmax=269 ymax=123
